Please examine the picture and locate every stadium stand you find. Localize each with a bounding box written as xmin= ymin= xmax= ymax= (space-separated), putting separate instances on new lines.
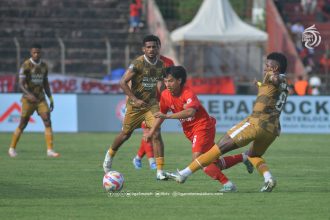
xmin=0 ymin=0 xmax=146 ymax=77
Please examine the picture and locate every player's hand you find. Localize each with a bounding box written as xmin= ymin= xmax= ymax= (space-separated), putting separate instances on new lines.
xmin=254 ymin=79 xmax=262 ymax=87
xmin=49 ymin=96 xmax=54 ymax=112
xmin=143 ymin=131 xmax=153 ymax=142
xmin=132 ymin=99 xmax=147 ymax=108
xmin=50 ymin=101 xmax=54 ymax=112
xmin=154 ymin=112 xmax=167 ymax=119
xmin=26 ymin=94 xmax=38 ymax=103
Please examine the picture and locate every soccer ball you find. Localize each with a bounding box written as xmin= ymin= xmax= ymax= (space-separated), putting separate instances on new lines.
xmin=103 ymin=171 xmax=124 ymax=192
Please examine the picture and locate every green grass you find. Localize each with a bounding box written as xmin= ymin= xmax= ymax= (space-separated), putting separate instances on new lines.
xmin=0 ymin=132 xmax=329 ymax=220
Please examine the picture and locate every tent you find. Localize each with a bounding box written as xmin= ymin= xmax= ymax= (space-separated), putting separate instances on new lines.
xmin=171 ymin=0 xmax=268 ymax=89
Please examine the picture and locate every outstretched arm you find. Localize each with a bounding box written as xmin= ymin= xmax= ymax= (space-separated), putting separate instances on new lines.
xmin=143 ymin=117 xmax=164 ymax=142
xmin=154 ymin=108 xmax=196 ymax=120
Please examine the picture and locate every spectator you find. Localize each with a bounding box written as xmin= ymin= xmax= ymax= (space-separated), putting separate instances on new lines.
xmin=129 ymin=0 xmax=140 ymax=33
xmin=294 ymin=75 xmax=311 ymax=95
xmin=290 ymin=21 xmax=304 ymax=52
xmin=301 ymin=0 xmax=317 ymax=15
xmin=320 ymin=43 xmax=330 ymax=73
xmin=309 ymin=76 xmax=322 ymax=95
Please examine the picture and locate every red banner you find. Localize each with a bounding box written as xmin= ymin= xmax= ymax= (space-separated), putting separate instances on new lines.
xmin=0 ymin=75 xmax=16 ymax=92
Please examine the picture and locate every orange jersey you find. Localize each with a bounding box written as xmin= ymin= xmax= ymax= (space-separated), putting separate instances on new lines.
xmin=250 ymin=72 xmax=289 ymax=135
xmin=128 ymin=55 xmax=165 ymax=106
xmin=19 ymin=58 xmax=48 ymax=100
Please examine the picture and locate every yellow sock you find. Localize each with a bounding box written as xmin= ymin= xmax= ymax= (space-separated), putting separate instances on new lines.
xmin=248 ymin=156 xmax=269 ymax=175
xmin=188 ymin=144 xmax=221 ymax=173
xmin=45 ymin=127 xmax=53 ymax=150
xmin=109 ymin=148 xmax=117 ymax=158
xmin=10 ymin=128 xmax=22 ymax=149
xmin=156 ymin=157 xmax=164 ymax=170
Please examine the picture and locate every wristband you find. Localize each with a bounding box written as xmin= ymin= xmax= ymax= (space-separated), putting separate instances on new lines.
xmin=49 ymin=96 xmax=54 ymax=103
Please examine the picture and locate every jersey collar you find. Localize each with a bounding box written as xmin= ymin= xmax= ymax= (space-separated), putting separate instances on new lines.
xmin=143 ymin=55 xmax=158 ymax=65
xmin=30 ymin=58 xmax=41 ymax=65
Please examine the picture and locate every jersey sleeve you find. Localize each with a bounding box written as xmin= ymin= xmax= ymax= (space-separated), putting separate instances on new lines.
xmin=183 ymin=90 xmax=201 ymax=110
xmin=19 ymin=61 xmax=29 ymax=79
xmin=159 ymin=92 xmax=170 ymax=114
xmin=129 ymin=58 xmax=142 ymax=74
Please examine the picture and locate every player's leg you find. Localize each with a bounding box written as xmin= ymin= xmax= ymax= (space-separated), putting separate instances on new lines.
xmin=133 ymin=138 xmax=145 ymax=169
xmin=144 ymin=141 xmax=156 ymax=169
xmin=145 ymin=106 xmax=166 ymax=179
xmin=103 ymin=103 xmax=142 ymax=173
xmin=142 ymin=122 xmax=156 ymax=168
xmin=169 ymin=127 xmax=235 ymax=192
xmin=248 ymin=130 xmax=277 ymax=192
xmin=170 ymin=119 xmax=254 ymax=183
xmin=38 ymin=100 xmax=59 ymax=157
xmin=218 ymin=152 xmax=253 ymax=174
xmin=8 ymin=98 xmax=34 ymax=157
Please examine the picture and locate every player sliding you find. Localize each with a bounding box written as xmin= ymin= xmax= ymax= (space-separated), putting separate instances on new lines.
xmin=144 ymin=66 xmax=253 ymax=192
xmin=167 ymin=52 xmax=289 ymax=192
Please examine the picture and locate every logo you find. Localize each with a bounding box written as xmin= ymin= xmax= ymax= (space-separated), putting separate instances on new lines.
xmin=302 ymin=24 xmax=321 ymax=49
xmin=0 ymin=102 xmax=35 ymax=123
xmin=116 ymin=100 xmax=127 ymax=121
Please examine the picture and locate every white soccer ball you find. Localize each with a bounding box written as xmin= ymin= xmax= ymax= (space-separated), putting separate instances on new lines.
xmin=103 ymin=171 xmax=124 ymax=192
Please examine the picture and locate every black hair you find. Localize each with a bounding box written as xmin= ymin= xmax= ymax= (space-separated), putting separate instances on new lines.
xmin=164 ymin=66 xmax=187 ymax=86
xmin=267 ymin=52 xmax=287 ymax=73
xmin=31 ymin=43 xmax=42 ymax=49
xmin=143 ymin=35 xmax=160 ymax=46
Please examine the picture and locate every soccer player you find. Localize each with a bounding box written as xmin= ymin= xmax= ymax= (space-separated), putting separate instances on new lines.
xmin=132 ymin=42 xmax=175 ymax=170
xmin=103 ymin=35 xmax=168 ymax=180
xmin=8 ymin=43 xmax=60 ymax=158
xmin=168 ymin=52 xmax=289 ymax=192
xmin=144 ymin=66 xmax=253 ymax=192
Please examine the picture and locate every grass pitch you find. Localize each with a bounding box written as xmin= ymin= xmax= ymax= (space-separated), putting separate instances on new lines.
xmin=0 ymin=132 xmax=329 ymax=220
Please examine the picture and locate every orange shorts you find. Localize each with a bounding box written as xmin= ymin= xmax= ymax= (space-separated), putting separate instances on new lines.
xmin=21 ymin=97 xmax=50 ymax=118
xmin=122 ymin=102 xmax=159 ymax=134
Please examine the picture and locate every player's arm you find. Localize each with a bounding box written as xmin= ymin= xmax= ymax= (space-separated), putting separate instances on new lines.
xmin=18 ymin=68 xmax=38 ymax=103
xmin=143 ymin=117 xmax=165 ymax=142
xmin=43 ymin=70 xmax=54 ymax=111
xmin=120 ymin=68 xmax=146 ymax=107
xmin=154 ymin=108 xmax=196 ymax=119
xmin=269 ymin=73 xmax=286 ymax=87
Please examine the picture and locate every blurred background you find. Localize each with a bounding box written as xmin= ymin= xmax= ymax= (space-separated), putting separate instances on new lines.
xmin=0 ymin=0 xmax=329 ymax=95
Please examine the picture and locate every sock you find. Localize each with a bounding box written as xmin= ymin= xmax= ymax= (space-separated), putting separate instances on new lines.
xmin=144 ymin=141 xmax=154 ymax=158
xmin=188 ymin=145 xmax=221 ymax=173
xmin=263 ymin=171 xmax=272 ymax=182
xmin=203 ymin=162 xmax=229 ymax=185
xmin=45 ymin=127 xmax=53 ymax=150
xmin=242 ymin=152 xmax=248 ymax=162
xmin=135 ymin=155 xmax=141 ymax=160
xmin=137 ymin=140 xmax=146 ymax=158
xmin=156 ymin=157 xmax=164 ymax=171
xmin=179 ymin=167 xmax=192 ymax=177
xmin=218 ymin=154 xmax=243 ymax=170
xmin=248 ymin=156 xmax=271 ymax=181
xmin=109 ymin=148 xmax=117 ymax=158
xmin=148 ymin=157 xmax=155 ymax=165
xmin=10 ymin=128 xmax=22 ymax=149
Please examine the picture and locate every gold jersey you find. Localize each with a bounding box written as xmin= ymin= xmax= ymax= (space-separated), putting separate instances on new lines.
xmin=19 ymin=58 xmax=48 ymax=100
xmin=128 ymin=55 xmax=165 ymax=106
xmin=250 ymin=72 xmax=289 ymax=136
